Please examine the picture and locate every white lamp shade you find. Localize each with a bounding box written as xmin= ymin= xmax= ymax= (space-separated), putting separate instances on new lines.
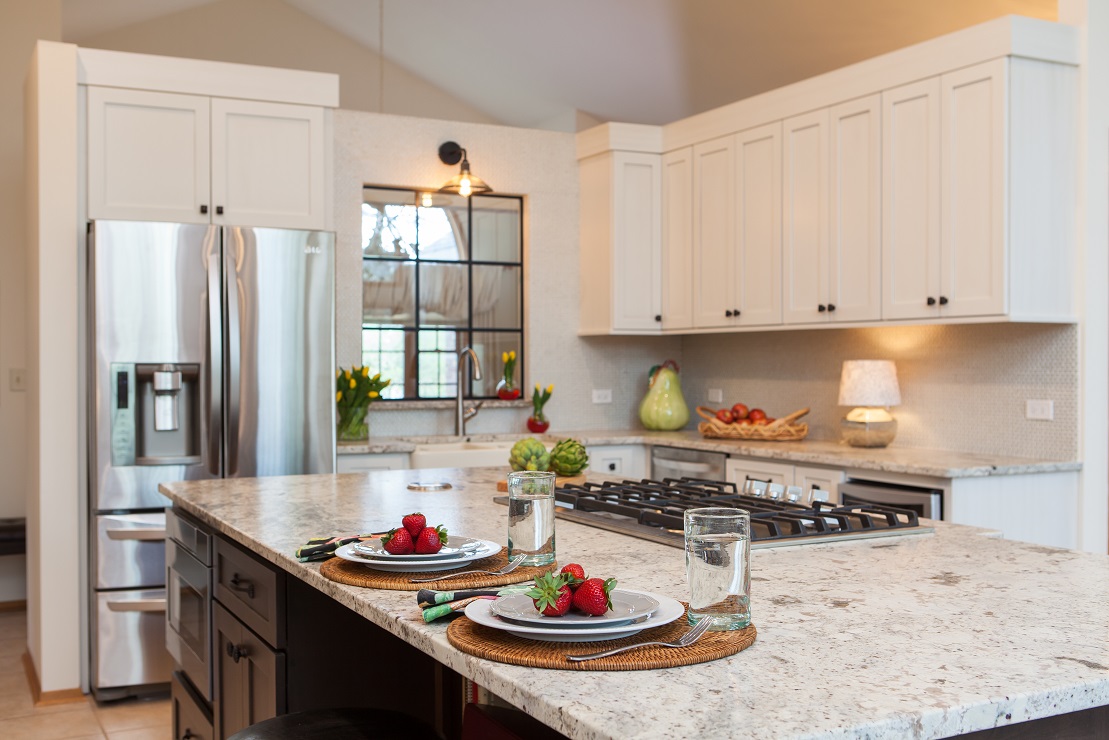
xmin=838 ymin=360 xmax=901 ymax=407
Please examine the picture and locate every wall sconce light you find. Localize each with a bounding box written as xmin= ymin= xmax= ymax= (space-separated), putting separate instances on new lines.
xmin=438 ymin=141 xmax=492 ymax=197
xmin=838 ymin=360 xmax=901 ymax=448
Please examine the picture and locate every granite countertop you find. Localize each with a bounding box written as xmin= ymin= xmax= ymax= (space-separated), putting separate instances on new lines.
xmin=160 ymin=468 xmax=1109 ymax=740
xmin=338 ymin=429 xmax=1081 ymax=479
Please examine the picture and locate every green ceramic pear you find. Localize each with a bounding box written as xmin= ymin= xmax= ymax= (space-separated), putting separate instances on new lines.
xmin=638 ymin=360 xmax=690 ymax=430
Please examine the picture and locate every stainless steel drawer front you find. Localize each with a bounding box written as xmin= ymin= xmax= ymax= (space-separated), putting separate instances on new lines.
xmin=96 ymin=512 xmax=166 ymax=589
xmin=95 ymin=589 xmax=172 ymax=690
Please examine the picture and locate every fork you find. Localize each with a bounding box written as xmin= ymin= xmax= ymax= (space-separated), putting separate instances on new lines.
xmin=566 ymin=615 xmax=713 ymax=662
xmin=408 ymin=554 xmax=528 ymax=583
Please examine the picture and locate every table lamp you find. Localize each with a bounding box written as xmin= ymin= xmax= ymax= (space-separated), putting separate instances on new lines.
xmin=838 ymin=360 xmax=901 ymax=448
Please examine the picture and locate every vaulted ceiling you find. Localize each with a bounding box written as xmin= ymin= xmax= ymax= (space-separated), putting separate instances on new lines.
xmin=62 ymin=0 xmax=1056 ymax=129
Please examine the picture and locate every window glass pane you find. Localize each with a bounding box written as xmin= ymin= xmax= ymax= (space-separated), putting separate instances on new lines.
xmin=472 ymin=265 xmax=521 ymax=329
xmin=360 ymin=328 xmax=407 ymax=399
xmin=471 ymin=195 xmax=521 ymax=263
xmin=362 ymin=260 xmax=415 ymax=326
xmin=471 ymin=332 xmax=523 ymax=398
xmin=417 ymin=192 xmax=467 ymax=261
xmin=416 ymin=329 xmax=462 ymax=398
xmin=418 ymin=263 xmax=469 ymax=326
xmin=363 ymin=188 xmax=417 ymax=258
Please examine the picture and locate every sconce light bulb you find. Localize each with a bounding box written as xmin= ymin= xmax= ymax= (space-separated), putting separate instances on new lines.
xmin=420 ymin=192 xmax=433 ymax=208
xmin=459 ymin=176 xmax=472 ymax=198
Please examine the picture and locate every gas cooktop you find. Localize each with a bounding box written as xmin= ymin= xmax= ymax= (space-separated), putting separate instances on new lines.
xmin=498 ymin=477 xmax=933 ymax=549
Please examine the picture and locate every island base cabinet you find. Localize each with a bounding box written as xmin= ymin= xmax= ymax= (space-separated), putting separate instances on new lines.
xmin=213 ymin=602 xmax=286 ymax=739
xmin=172 ymin=670 xmax=214 ymax=740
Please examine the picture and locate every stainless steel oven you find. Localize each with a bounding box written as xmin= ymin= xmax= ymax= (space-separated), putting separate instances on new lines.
xmin=839 ymin=479 xmax=943 ymax=520
xmin=166 ymin=508 xmax=213 ymax=701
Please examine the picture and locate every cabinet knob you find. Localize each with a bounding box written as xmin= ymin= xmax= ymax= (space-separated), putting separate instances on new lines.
xmin=827 ymin=303 xmax=836 ymax=312
xmin=654 ymin=314 xmax=662 ymax=322
xmin=229 ymin=573 xmax=255 ymax=599
xmin=926 ymin=297 xmax=937 ymax=306
xmin=216 ymin=205 xmax=224 ymax=215
xmin=939 ymin=296 xmax=949 ymax=306
xmin=725 ymin=310 xmax=733 ymax=317
xmin=607 ymin=463 xmax=617 ymax=472
xmin=733 ymin=309 xmax=740 ymax=316
xmin=182 ymin=730 xmax=196 ymax=740
xmin=818 ymin=304 xmax=826 ymax=313
xmin=226 ymin=641 xmax=248 ymax=663
xmin=199 ymin=205 xmax=208 ymax=215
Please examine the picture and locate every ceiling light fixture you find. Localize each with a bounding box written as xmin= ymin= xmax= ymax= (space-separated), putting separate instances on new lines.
xmin=437 ymin=141 xmax=492 ymax=197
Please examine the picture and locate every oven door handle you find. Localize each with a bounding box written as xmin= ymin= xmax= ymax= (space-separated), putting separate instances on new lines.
xmin=106 ymin=598 xmax=167 ymax=613
xmin=106 ymin=527 xmax=166 ymax=541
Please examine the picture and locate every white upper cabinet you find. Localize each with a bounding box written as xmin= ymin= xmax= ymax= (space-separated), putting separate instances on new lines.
xmin=88 ymin=88 xmax=329 ymax=230
xmin=87 ymin=88 xmax=210 ymax=224
xmin=579 ymin=151 xmax=663 ymax=334
xmin=733 ymin=123 xmax=782 ymax=327
xmin=782 ymin=110 xmax=829 ymax=324
xmin=692 ymin=136 xmax=736 ymax=328
xmin=661 ymin=147 xmax=694 ymax=330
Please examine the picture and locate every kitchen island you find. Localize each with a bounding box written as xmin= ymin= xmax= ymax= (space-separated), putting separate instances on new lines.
xmin=160 ymin=468 xmax=1109 ymax=739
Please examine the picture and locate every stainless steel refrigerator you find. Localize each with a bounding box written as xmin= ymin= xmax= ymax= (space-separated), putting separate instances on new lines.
xmin=87 ymin=220 xmax=335 ymax=700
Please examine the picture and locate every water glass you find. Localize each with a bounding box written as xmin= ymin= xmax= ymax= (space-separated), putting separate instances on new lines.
xmin=684 ymin=507 xmax=751 ymax=630
xmin=507 ymin=471 xmax=556 ymax=566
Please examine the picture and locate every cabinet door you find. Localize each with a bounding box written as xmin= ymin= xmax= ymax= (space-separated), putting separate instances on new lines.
xmin=940 ymin=60 xmax=1007 ymax=317
xmin=782 ymin=112 xmax=828 ymax=324
xmin=725 ymin=458 xmax=792 ymax=488
xmin=829 ymin=95 xmax=882 ymax=322
xmin=794 ymin=465 xmax=845 ymax=504
xmin=210 ymin=99 xmax=326 ymax=230
xmin=692 ymin=136 xmax=736 ymax=328
xmin=214 ymin=602 xmax=285 ymax=739
xmin=882 ymin=78 xmax=941 ymax=320
xmin=735 ymin=123 xmax=783 ymax=327
xmin=336 ymin=453 xmax=412 ymax=473
xmin=661 ymin=148 xmax=694 ymax=330
xmin=611 ymin=152 xmax=662 ymax=331
xmin=88 ymin=87 xmax=210 ymax=224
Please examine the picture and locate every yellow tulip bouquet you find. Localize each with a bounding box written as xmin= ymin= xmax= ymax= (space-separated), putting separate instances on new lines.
xmin=336 ymin=366 xmax=391 ymax=440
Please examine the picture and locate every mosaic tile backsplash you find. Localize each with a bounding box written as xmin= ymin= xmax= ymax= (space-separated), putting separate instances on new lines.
xmin=332 ymin=110 xmax=1077 ymax=460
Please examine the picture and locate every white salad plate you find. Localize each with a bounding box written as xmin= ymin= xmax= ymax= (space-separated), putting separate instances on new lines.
xmin=466 ymin=591 xmax=684 ymax=642
xmin=491 ymin=590 xmax=660 ymax=628
xmin=353 ymin=535 xmax=486 ymax=561
xmin=334 ymin=540 xmax=501 ymax=572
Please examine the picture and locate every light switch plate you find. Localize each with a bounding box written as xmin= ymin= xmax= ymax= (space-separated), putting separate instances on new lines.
xmin=591 ymin=389 xmax=612 ymax=404
xmin=1026 ymin=399 xmax=1054 ymax=421
xmin=707 ymin=388 xmax=724 ymax=404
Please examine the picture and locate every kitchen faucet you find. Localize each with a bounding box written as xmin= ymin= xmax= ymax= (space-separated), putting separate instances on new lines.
xmin=456 ymin=346 xmax=483 ymax=437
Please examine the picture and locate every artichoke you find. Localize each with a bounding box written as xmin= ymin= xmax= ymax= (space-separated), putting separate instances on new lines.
xmin=509 ymin=438 xmax=550 ymax=471
xmin=549 ymin=438 xmax=589 ymax=476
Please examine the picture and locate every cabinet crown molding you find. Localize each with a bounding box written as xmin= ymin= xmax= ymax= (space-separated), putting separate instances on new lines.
xmin=77 ymin=47 xmax=340 ymax=108
xmin=576 ymin=122 xmax=663 ymax=161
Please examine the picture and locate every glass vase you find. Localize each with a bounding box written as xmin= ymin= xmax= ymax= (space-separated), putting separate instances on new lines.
xmin=496 ymin=378 xmax=521 ymax=400
xmin=337 ymin=404 xmax=370 ymax=441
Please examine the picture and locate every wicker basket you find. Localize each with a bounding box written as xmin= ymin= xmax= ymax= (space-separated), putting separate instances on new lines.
xmin=695 ymin=406 xmax=810 ymax=442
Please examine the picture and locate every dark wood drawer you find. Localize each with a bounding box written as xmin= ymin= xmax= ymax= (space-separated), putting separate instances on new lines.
xmin=214 ymin=536 xmax=285 ymax=648
xmin=172 ymin=670 xmax=213 ymax=740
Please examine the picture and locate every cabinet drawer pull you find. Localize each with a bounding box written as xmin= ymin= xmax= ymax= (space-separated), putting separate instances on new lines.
xmin=818 ymin=304 xmax=826 ymax=312
xmin=926 ymin=296 xmax=937 ymax=306
xmin=229 ymin=573 xmax=255 ymax=599
xmin=226 ymin=641 xmax=249 ymax=663
xmin=938 ymin=296 xmax=948 ymax=305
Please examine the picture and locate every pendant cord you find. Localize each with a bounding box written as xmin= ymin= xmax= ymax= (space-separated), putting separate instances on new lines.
xmin=378 ymin=0 xmax=385 ymax=113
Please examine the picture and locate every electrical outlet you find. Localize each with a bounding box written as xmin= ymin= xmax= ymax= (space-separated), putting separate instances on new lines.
xmin=9 ymin=369 xmax=25 ymax=392
xmin=1026 ymin=399 xmax=1054 ymax=421
xmin=591 ymin=389 xmax=612 ymax=404
xmin=707 ymin=388 xmax=724 ymax=404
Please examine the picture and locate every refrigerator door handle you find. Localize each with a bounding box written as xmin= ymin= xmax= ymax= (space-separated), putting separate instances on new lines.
xmin=225 ymin=233 xmax=241 ymax=477
xmin=206 ymin=251 xmax=222 ymax=477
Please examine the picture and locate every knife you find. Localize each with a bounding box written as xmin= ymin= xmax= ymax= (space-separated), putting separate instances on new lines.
xmin=416 ymin=583 xmax=533 ymax=608
xmin=421 ymin=595 xmax=496 ymax=623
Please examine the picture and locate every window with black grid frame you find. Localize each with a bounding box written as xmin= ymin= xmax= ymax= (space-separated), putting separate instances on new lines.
xmin=360 ymin=187 xmax=524 ymax=400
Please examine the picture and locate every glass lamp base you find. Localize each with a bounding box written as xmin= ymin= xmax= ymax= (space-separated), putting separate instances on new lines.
xmin=841 ymin=417 xmax=897 ymax=448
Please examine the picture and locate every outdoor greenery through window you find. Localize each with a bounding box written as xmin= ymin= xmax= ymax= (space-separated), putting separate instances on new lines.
xmin=361 ymin=187 xmax=524 ymax=400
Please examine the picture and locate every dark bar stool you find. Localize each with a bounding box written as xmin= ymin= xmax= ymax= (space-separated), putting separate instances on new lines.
xmin=227 ymin=708 xmax=440 ymax=740
xmin=0 ymin=518 xmax=26 ymax=557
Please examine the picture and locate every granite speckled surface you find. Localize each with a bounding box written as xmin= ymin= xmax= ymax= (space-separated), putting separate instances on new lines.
xmin=338 ymin=430 xmax=1081 ymax=478
xmin=160 ymin=469 xmax=1109 ymax=740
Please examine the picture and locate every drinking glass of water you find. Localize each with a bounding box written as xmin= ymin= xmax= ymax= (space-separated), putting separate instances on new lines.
xmin=507 ymin=471 xmax=556 ymax=566
xmin=684 ymin=507 xmax=751 ymax=630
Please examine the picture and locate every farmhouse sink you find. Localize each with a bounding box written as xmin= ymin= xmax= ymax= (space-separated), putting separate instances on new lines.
xmin=409 ymin=441 xmax=515 ymax=469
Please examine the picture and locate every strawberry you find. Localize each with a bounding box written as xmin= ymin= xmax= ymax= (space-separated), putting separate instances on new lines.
xmin=572 ymin=577 xmax=616 ymax=616
xmin=381 ymin=527 xmax=414 ymax=555
xmin=401 ymin=512 xmax=426 ymax=539
xmin=559 ymin=563 xmax=587 ymax=590
xmin=525 ymin=572 xmax=572 ymax=617
xmin=414 ymin=525 xmax=448 ymax=554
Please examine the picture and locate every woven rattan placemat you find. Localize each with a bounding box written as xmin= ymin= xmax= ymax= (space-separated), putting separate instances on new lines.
xmin=447 ymin=605 xmax=756 ymax=671
xmin=319 ymin=551 xmax=556 ymax=591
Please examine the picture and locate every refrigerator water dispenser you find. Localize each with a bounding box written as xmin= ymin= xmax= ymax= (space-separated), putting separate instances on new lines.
xmin=111 ymin=362 xmax=201 ymax=466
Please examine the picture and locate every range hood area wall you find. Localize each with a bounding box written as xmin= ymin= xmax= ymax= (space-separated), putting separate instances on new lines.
xmin=681 ymin=322 xmax=1078 ymax=460
xmin=331 ymin=109 xmax=682 ymax=437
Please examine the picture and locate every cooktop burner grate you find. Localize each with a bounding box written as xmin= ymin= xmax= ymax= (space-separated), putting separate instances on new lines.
xmin=500 ymin=477 xmax=933 ymax=549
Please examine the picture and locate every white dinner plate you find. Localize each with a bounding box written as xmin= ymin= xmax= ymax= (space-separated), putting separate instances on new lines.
xmin=491 ymin=590 xmax=660 ymax=628
xmin=333 ymin=540 xmax=501 ymax=572
xmin=466 ymin=590 xmax=684 ymax=642
xmin=353 ymin=535 xmax=485 ymax=561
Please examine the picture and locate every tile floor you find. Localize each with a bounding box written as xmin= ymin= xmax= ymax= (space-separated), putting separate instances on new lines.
xmin=0 ymin=610 xmax=171 ymax=739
